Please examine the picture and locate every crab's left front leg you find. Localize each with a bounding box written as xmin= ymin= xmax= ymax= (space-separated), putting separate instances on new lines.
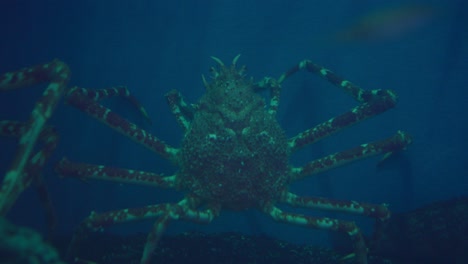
xmin=65 ymin=195 xmax=220 ymax=264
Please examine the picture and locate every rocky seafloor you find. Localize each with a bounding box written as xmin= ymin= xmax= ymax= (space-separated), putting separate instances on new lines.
xmin=2 ymin=197 xmax=467 ymax=264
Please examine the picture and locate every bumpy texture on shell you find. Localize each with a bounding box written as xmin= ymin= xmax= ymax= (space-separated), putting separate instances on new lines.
xmin=179 ymin=62 xmax=290 ymax=209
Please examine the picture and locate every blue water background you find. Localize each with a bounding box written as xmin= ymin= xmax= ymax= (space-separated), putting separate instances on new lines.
xmin=1 ymin=0 xmax=467 ymax=248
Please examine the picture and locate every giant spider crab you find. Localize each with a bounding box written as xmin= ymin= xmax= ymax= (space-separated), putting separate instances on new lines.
xmin=1 ymin=55 xmax=411 ymax=264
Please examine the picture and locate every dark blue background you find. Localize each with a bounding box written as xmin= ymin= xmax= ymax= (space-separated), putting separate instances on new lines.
xmin=1 ymin=0 xmax=467 ymax=248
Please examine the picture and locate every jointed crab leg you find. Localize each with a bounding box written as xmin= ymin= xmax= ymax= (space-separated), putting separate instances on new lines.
xmin=65 ymin=87 xmax=179 ymax=162
xmin=292 ymin=130 xmax=412 ymax=180
xmin=1 ymin=122 xmax=59 ymax=176
xmin=0 ymin=60 xmax=69 ymax=215
xmin=278 ymin=191 xmax=392 ymax=262
xmin=0 ymin=59 xmax=69 ymax=92
xmin=288 ymin=95 xmax=398 ymax=151
xmin=1 ymin=121 xmax=59 ymax=231
xmin=254 ymin=77 xmax=282 ymax=115
xmin=280 ymin=191 xmax=390 ymax=220
xmin=68 ymin=196 xmax=220 ymax=264
xmin=141 ymin=198 xmax=219 ymax=264
xmin=268 ymin=60 xmax=402 ymax=151
xmin=164 ymin=89 xmax=195 ymax=131
xmin=66 ymin=204 xmax=178 ymax=263
xmin=56 ymin=158 xmax=177 ymax=189
xmin=278 ymin=60 xmax=389 ymax=103
xmin=67 ymin=86 xmax=151 ymax=123
xmin=261 ymin=201 xmax=368 ymax=264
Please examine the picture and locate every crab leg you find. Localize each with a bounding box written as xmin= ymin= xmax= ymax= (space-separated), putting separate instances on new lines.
xmin=262 ymin=202 xmax=368 ymax=264
xmin=278 ymin=60 xmax=389 ymax=103
xmin=164 ymin=89 xmax=195 ymax=131
xmin=68 ymin=197 xmax=220 ymax=264
xmin=141 ymin=199 xmax=219 ymax=264
xmin=288 ymin=95 xmax=397 ymax=151
xmin=275 ymin=60 xmax=402 ymax=151
xmin=0 ymin=60 xmax=69 ymax=215
xmin=1 ymin=121 xmax=59 ymax=231
xmin=291 ymin=130 xmax=412 ymax=180
xmin=1 ymin=122 xmax=59 ymax=176
xmin=254 ymin=77 xmax=282 ymax=115
xmin=280 ymin=191 xmax=390 ymax=220
xmin=66 ymin=203 xmax=175 ymax=262
xmin=67 ymin=86 xmax=152 ymax=123
xmin=56 ymin=158 xmax=177 ymax=189
xmin=65 ymin=87 xmax=179 ymax=162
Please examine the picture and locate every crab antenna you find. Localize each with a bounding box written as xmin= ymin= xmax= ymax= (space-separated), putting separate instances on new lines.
xmin=210 ymin=56 xmax=224 ymax=67
xmin=232 ymin=54 xmax=241 ymax=66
